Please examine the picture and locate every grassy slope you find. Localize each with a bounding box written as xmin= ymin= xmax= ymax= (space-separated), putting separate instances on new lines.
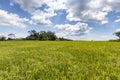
xmin=0 ymin=41 xmax=120 ymax=80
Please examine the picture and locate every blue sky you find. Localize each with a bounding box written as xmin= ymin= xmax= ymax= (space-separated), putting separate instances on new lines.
xmin=0 ymin=0 xmax=120 ymax=40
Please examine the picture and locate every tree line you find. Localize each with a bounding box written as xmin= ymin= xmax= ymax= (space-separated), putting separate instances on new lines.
xmin=1 ymin=30 xmax=120 ymax=41
xmin=0 ymin=30 xmax=72 ymax=41
xmin=26 ymin=30 xmax=57 ymax=40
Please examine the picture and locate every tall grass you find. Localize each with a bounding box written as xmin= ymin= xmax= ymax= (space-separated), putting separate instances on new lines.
xmin=0 ymin=41 xmax=120 ymax=80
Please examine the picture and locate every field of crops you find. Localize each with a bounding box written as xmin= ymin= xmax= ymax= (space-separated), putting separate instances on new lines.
xmin=0 ymin=41 xmax=120 ymax=80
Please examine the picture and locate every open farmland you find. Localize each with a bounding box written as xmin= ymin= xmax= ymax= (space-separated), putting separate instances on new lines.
xmin=0 ymin=41 xmax=120 ymax=80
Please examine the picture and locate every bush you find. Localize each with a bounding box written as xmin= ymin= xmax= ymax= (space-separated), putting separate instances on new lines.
xmin=0 ymin=35 xmax=6 ymax=41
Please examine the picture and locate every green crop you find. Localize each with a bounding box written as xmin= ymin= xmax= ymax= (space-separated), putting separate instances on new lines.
xmin=0 ymin=41 xmax=120 ymax=80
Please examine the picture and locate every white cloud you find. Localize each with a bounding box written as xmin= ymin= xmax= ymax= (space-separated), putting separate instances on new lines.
xmin=11 ymin=0 xmax=120 ymax=25
xmin=115 ymin=28 xmax=120 ymax=32
xmin=0 ymin=9 xmax=27 ymax=28
xmin=12 ymin=0 xmax=67 ymax=25
xmin=107 ymin=0 xmax=120 ymax=12
xmin=115 ymin=18 xmax=120 ymax=23
xmin=0 ymin=34 xmax=7 ymax=37
xmin=55 ymin=22 xmax=92 ymax=38
xmin=15 ymin=0 xmax=67 ymax=12
xmin=12 ymin=0 xmax=44 ymax=12
xmin=31 ymin=10 xmax=53 ymax=25
xmin=66 ymin=0 xmax=120 ymax=24
xmin=66 ymin=0 xmax=112 ymax=24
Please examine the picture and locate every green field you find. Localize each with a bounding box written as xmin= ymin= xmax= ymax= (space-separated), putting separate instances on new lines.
xmin=0 ymin=41 xmax=120 ymax=80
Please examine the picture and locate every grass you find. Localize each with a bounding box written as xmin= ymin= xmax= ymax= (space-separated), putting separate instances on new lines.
xmin=0 ymin=41 xmax=120 ymax=80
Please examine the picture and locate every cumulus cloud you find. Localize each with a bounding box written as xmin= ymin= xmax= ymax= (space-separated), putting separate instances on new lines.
xmin=0 ymin=9 xmax=27 ymax=28
xmin=11 ymin=0 xmax=44 ymax=12
xmin=115 ymin=28 xmax=120 ymax=32
xmin=107 ymin=0 xmax=120 ymax=12
xmin=66 ymin=0 xmax=112 ymax=24
xmin=55 ymin=22 xmax=92 ymax=37
xmin=31 ymin=10 xmax=53 ymax=25
xmin=0 ymin=34 xmax=7 ymax=37
xmin=66 ymin=0 xmax=120 ymax=24
xmin=12 ymin=0 xmax=67 ymax=25
xmin=12 ymin=0 xmax=67 ymax=12
xmin=115 ymin=18 xmax=120 ymax=23
xmin=11 ymin=0 xmax=120 ymax=25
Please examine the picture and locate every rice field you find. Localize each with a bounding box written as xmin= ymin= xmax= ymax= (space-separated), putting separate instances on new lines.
xmin=0 ymin=41 xmax=120 ymax=80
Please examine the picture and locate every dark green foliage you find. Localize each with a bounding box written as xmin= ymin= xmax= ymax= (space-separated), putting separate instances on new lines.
xmin=0 ymin=30 xmax=71 ymax=41
xmin=58 ymin=37 xmax=72 ymax=41
xmin=0 ymin=35 xmax=6 ymax=41
xmin=114 ymin=31 xmax=120 ymax=40
xmin=26 ymin=30 xmax=57 ymax=41
xmin=26 ymin=30 xmax=39 ymax=40
xmin=47 ymin=31 xmax=57 ymax=40
xmin=109 ymin=39 xmax=120 ymax=42
xmin=39 ymin=31 xmax=49 ymax=40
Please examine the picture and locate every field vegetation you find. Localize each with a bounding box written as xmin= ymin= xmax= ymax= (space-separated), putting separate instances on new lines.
xmin=0 ymin=41 xmax=120 ymax=80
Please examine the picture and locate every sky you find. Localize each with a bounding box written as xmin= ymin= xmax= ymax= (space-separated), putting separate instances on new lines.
xmin=0 ymin=0 xmax=120 ymax=40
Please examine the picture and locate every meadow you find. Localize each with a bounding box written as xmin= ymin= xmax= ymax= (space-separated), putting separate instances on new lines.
xmin=0 ymin=41 xmax=120 ymax=80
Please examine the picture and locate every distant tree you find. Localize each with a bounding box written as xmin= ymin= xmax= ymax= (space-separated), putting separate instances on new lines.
xmin=8 ymin=33 xmax=15 ymax=40
xmin=28 ymin=30 xmax=37 ymax=36
xmin=114 ymin=31 xmax=120 ymax=40
xmin=0 ymin=35 xmax=6 ymax=41
xmin=26 ymin=30 xmax=58 ymax=41
xmin=47 ymin=31 xmax=57 ymax=40
xmin=58 ymin=37 xmax=65 ymax=41
xmin=27 ymin=30 xmax=39 ymax=40
xmin=58 ymin=37 xmax=72 ymax=41
xmin=39 ymin=31 xmax=49 ymax=40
